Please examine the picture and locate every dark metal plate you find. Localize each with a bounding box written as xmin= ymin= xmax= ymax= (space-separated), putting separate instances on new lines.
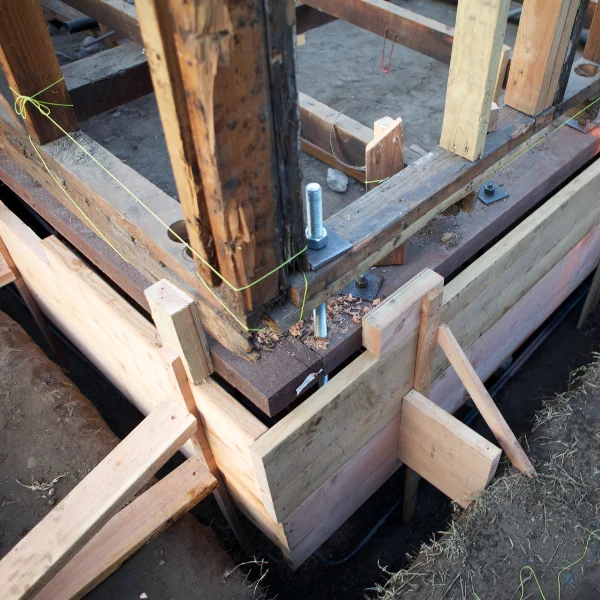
xmin=307 ymin=228 xmax=352 ymax=270
xmin=340 ymin=272 xmax=383 ymax=301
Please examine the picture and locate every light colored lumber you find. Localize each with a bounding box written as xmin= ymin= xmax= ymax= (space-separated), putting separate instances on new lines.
xmin=37 ymin=457 xmax=216 ymax=600
xmin=283 ymin=224 xmax=600 ymax=568
xmin=488 ymin=101 xmax=500 ymax=133
xmin=577 ymin=260 xmax=600 ymax=329
xmin=145 ymin=279 xmax=213 ymax=383
xmin=493 ymin=45 xmax=511 ymax=104
xmin=505 ymin=0 xmax=580 ymax=116
xmin=362 ymin=269 xmax=443 ymax=358
xmin=0 ymin=248 xmax=15 ymax=287
xmin=0 ymin=202 xmax=272 ymax=547
xmin=366 ymin=117 xmax=403 ymax=191
xmin=399 ymin=390 xmax=501 ymax=507
xmin=0 ymin=398 xmax=196 ymax=600
xmin=437 ymin=324 xmax=536 ymax=477
xmin=440 ymin=0 xmax=510 ymax=160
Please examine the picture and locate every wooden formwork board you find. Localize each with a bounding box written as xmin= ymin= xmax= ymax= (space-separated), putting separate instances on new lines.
xmin=2 ymin=150 xmax=599 ymax=567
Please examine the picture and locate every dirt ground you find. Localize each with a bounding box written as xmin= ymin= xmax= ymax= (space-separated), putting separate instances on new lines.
xmin=0 ymin=307 xmax=258 ymax=600
xmin=376 ymin=354 xmax=600 ymax=600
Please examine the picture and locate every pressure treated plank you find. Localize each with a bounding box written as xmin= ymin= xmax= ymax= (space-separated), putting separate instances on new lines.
xmin=440 ymin=0 xmax=511 ymax=160
xmin=362 ymin=269 xmax=443 ymax=358
xmin=304 ymin=0 xmax=454 ymax=64
xmin=0 ymin=399 xmax=196 ymax=600
xmin=0 ymin=0 xmax=78 ymax=144
xmin=64 ymin=43 xmax=152 ymax=122
xmin=399 ymin=390 xmax=501 ymax=507
xmin=505 ymin=0 xmax=581 ymax=116
xmin=37 ymin=457 xmax=216 ymax=600
xmin=145 ymin=279 xmax=213 ymax=383
xmin=437 ymin=324 xmax=536 ymax=477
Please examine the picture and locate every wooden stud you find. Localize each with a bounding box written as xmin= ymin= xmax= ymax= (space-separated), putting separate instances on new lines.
xmin=0 ymin=399 xmax=196 ymax=600
xmin=363 ymin=269 xmax=444 ymax=359
xmin=437 ymin=324 xmax=537 ymax=478
xmin=488 ymin=102 xmax=500 ymax=133
xmin=505 ymin=0 xmax=581 ymax=116
xmin=36 ymin=457 xmax=216 ymax=600
xmin=0 ymin=248 xmax=15 ymax=288
xmin=403 ymin=287 xmax=443 ymax=522
xmin=440 ymin=0 xmax=511 ymax=161
xmin=135 ymin=0 xmax=218 ymax=285
xmin=145 ymin=279 xmax=213 ymax=384
xmin=399 ymin=390 xmax=502 ymax=508
xmin=577 ymin=261 xmax=600 ymax=329
xmin=0 ymin=0 xmax=78 ymax=144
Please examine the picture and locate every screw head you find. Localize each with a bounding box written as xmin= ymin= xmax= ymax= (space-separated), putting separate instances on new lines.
xmin=355 ymin=273 xmax=368 ymax=288
xmin=484 ymin=182 xmax=495 ymax=195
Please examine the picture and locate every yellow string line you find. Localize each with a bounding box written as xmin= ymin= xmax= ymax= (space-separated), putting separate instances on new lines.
xmin=11 ymin=79 xmax=310 ymax=332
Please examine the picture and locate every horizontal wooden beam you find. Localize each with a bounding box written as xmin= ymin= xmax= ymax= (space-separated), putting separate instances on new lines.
xmin=0 ymin=398 xmax=196 ymax=600
xmin=64 ymin=43 xmax=152 ymax=122
xmin=37 ymin=457 xmax=216 ymax=600
xmin=304 ymin=0 xmax=454 ymax=63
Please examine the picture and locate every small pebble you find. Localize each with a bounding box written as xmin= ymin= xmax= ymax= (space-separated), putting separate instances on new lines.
xmin=27 ymin=456 xmax=37 ymax=469
xmin=140 ymin=594 xmax=148 ymax=599
xmin=440 ymin=232 xmax=454 ymax=244
xmin=158 ymin=559 xmax=166 ymax=566
xmin=82 ymin=37 xmax=98 ymax=54
xmin=327 ymin=168 xmax=349 ymax=193
xmin=112 ymin=111 xmax=122 ymax=118
xmin=48 ymin=498 xmax=55 ymax=506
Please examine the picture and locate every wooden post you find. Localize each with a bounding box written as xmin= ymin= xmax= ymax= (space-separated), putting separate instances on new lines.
xmin=138 ymin=0 xmax=304 ymax=318
xmin=505 ymin=0 xmax=582 ymax=116
xmin=0 ymin=0 xmax=77 ymax=144
xmin=135 ymin=0 xmax=219 ymax=285
xmin=577 ymin=261 xmax=600 ymax=329
xmin=440 ymin=0 xmax=510 ymax=161
xmin=367 ymin=116 xmax=407 ymax=266
xmin=403 ymin=287 xmax=443 ymax=522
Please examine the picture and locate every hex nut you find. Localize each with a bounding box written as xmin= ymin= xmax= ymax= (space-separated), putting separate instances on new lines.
xmin=306 ymin=226 xmax=328 ymax=250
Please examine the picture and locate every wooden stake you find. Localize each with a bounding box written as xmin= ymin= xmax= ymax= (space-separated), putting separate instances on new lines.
xmin=166 ymin=354 xmax=254 ymax=556
xmin=437 ymin=324 xmax=537 ymax=478
xmin=145 ymin=279 xmax=213 ymax=383
xmin=0 ymin=399 xmax=196 ymax=600
xmin=36 ymin=457 xmax=216 ymax=600
xmin=585 ymin=0 xmax=600 ymax=62
xmin=440 ymin=0 xmax=510 ymax=160
xmin=0 ymin=0 xmax=77 ymax=144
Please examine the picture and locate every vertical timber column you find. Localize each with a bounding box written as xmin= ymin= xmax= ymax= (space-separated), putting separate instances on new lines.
xmin=0 ymin=0 xmax=77 ymax=144
xmin=505 ymin=0 xmax=583 ymax=116
xmin=136 ymin=0 xmax=219 ymax=285
xmin=585 ymin=0 xmax=600 ymax=62
xmin=439 ymin=0 xmax=510 ymax=161
xmin=168 ymin=0 xmax=304 ymax=317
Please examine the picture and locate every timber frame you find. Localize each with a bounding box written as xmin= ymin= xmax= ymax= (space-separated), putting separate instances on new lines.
xmin=1 ymin=0 xmax=600 ymax=573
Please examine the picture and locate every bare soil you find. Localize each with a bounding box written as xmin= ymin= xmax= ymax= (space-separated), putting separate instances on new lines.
xmin=377 ymin=353 xmax=600 ymax=600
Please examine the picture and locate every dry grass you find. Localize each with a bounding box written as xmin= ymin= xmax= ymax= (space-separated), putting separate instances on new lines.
xmin=373 ymin=355 xmax=600 ymax=600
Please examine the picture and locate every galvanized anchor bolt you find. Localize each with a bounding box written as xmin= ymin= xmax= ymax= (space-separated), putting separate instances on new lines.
xmin=484 ymin=182 xmax=496 ymax=195
xmin=305 ymin=183 xmax=328 ymax=250
xmin=355 ymin=273 xmax=368 ymax=289
xmin=313 ymin=301 xmax=329 ymax=386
